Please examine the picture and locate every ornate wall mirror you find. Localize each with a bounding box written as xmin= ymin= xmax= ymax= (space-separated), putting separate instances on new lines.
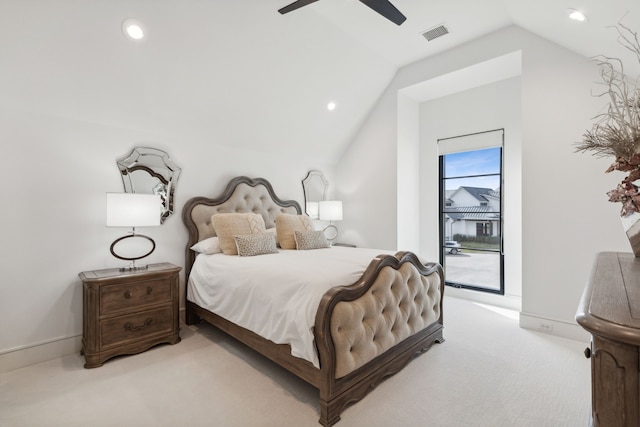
xmin=117 ymin=147 xmax=181 ymax=223
xmin=301 ymin=170 xmax=328 ymax=219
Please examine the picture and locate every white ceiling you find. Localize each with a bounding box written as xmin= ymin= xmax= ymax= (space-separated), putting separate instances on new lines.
xmin=306 ymin=0 xmax=639 ymax=73
xmin=1 ymin=1 xmax=638 ymax=163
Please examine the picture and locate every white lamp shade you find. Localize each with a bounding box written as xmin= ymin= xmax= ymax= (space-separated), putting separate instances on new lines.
xmin=306 ymin=201 xmax=319 ymax=219
xmin=106 ymin=193 xmax=161 ymax=227
xmin=319 ymin=200 xmax=343 ymax=221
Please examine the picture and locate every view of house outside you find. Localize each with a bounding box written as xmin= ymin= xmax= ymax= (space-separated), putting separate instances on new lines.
xmin=441 ymin=147 xmax=503 ymax=293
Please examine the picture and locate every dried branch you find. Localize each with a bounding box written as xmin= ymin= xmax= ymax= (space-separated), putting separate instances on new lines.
xmin=575 ymin=21 xmax=640 ymax=216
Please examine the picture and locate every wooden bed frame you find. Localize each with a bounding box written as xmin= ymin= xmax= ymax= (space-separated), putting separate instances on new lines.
xmin=182 ymin=176 xmax=444 ymax=426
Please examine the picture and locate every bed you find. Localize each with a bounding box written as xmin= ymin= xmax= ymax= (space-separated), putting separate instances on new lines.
xmin=182 ymin=176 xmax=444 ymax=426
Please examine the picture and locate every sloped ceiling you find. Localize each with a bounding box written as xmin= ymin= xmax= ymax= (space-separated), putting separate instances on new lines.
xmin=1 ymin=1 xmax=638 ymax=163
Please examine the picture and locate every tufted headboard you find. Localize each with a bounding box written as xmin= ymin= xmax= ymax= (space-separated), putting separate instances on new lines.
xmin=182 ymin=176 xmax=301 ymax=278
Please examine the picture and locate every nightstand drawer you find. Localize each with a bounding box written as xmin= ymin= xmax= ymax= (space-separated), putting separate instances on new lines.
xmin=100 ymin=277 xmax=171 ymax=314
xmin=100 ymin=306 xmax=173 ymax=348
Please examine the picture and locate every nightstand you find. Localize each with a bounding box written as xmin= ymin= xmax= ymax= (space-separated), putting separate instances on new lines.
xmin=79 ymin=262 xmax=182 ymax=368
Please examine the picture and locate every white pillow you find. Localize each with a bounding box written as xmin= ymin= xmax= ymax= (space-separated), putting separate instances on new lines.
xmin=190 ymin=237 xmax=221 ymax=254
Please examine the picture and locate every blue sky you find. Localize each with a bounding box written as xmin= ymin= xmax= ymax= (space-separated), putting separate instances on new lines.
xmin=443 ymin=147 xmax=501 ymax=190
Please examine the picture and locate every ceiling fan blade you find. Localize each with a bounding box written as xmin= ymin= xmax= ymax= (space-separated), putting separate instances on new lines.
xmin=278 ymin=0 xmax=320 ymax=15
xmin=359 ymin=0 xmax=406 ymax=25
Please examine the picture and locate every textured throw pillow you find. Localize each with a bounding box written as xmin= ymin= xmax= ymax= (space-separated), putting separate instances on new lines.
xmin=275 ymin=214 xmax=313 ymax=249
xmin=212 ymin=213 xmax=266 ymax=255
xmin=190 ymin=237 xmax=221 ymax=254
xmin=294 ymin=230 xmax=330 ymax=250
xmin=234 ymin=233 xmax=278 ymax=257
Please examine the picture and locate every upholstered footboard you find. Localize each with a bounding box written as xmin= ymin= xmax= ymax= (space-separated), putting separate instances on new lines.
xmin=315 ymin=251 xmax=444 ymax=426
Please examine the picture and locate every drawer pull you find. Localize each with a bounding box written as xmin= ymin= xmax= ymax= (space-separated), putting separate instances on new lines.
xmin=584 ymin=347 xmax=591 ymax=359
xmin=124 ymin=318 xmax=153 ymax=332
xmin=123 ymin=287 xmax=152 ymax=299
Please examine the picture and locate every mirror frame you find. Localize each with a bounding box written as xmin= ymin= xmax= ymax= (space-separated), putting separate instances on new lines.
xmin=117 ymin=147 xmax=181 ymax=224
xmin=301 ymin=170 xmax=328 ymax=218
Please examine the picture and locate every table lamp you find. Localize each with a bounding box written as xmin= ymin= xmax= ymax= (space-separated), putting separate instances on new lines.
xmin=106 ymin=193 xmax=161 ymax=270
xmin=319 ymin=200 xmax=343 ymax=242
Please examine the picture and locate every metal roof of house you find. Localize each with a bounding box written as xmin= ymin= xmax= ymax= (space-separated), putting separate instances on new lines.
xmin=445 ymin=206 xmax=500 ymax=221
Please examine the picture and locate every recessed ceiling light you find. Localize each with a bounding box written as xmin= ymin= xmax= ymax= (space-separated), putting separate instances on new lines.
xmin=122 ymin=18 xmax=145 ymax=40
xmin=327 ymin=101 xmax=337 ymax=111
xmin=568 ymin=9 xmax=587 ymax=22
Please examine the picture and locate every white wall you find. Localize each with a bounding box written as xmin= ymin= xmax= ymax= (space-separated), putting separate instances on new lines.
xmin=396 ymin=93 xmax=421 ymax=253
xmin=0 ymin=1 xmax=372 ymax=372
xmin=0 ymin=106 xmax=334 ymax=371
xmin=333 ymin=91 xmax=400 ymax=250
xmin=517 ymin=28 xmax=628 ymax=335
xmin=335 ymin=26 xmax=629 ymax=340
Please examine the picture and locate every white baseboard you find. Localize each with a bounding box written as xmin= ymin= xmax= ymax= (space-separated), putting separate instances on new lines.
xmin=1 ymin=309 xmax=188 ymax=374
xmin=0 ymin=335 xmax=82 ymax=374
xmin=519 ymin=312 xmax=590 ymax=342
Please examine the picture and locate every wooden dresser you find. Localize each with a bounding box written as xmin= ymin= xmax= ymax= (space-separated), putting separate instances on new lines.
xmin=576 ymin=252 xmax=640 ymax=427
xmin=79 ymin=262 xmax=182 ymax=368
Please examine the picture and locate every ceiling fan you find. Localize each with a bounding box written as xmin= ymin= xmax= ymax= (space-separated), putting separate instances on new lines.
xmin=278 ymin=0 xmax=406 ymax=26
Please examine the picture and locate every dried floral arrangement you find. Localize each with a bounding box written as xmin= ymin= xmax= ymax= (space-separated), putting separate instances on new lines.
xmin=575 ymin=23 xmax=640 ymax=216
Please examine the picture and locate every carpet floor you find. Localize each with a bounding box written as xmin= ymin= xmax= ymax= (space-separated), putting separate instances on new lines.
xmin=0 ymin=296 xmax=590 ymax=427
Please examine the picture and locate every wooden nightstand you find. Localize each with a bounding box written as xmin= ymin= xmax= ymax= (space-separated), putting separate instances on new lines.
xmin=79 ymin=262 xmax=182 ymax=368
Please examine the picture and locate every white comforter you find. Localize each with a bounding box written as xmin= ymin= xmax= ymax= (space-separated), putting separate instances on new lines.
xmin=187 ymin=246 xmax=394 ymax=368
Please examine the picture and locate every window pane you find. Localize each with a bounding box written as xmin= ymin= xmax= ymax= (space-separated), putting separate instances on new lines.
xmin=444 ymin=147 xmax=501 ymax=179
xmin=443 ymin=249 xmax=502 ymax=292
xmin=444 ymin=175 xmax=500 ymax=192
xmin=439 ymin=141 xmax=503 ymax=295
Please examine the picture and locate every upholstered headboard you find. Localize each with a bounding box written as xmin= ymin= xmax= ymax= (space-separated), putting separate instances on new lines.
xmin=182 ymin=176 xmax=301 ymax=278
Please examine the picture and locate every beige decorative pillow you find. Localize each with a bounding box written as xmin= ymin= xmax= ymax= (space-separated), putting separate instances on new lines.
xmin=275 ymin=214 xmax=313 ymax=249
xmin=234 ymin=233 xmax=278 ymax=257
xmin=294 ymin=230 xmax=329 ymax=250
xmin=212 ymin=213 xmax=266 ymax=255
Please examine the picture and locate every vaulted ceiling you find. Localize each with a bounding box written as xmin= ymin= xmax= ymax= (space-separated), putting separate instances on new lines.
xmin=1 ymin=1 xmax=638 ymax=163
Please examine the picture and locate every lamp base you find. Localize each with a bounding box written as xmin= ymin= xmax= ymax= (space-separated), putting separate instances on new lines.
xmin=323 ymin=224 xmax=338 ymax=241
xmin=110 ymin=230 xmax=156 ymax=271
xmin=119 ymin=263 xmax=149 ymax=272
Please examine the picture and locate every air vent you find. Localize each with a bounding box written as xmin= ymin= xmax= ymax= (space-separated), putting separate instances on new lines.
xmin=422 ymin=24 xmax=449 ymax=42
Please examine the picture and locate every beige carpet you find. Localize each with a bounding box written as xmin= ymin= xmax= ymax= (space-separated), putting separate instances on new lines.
xmin=0 ymin=297 xmax=590 ymax=427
